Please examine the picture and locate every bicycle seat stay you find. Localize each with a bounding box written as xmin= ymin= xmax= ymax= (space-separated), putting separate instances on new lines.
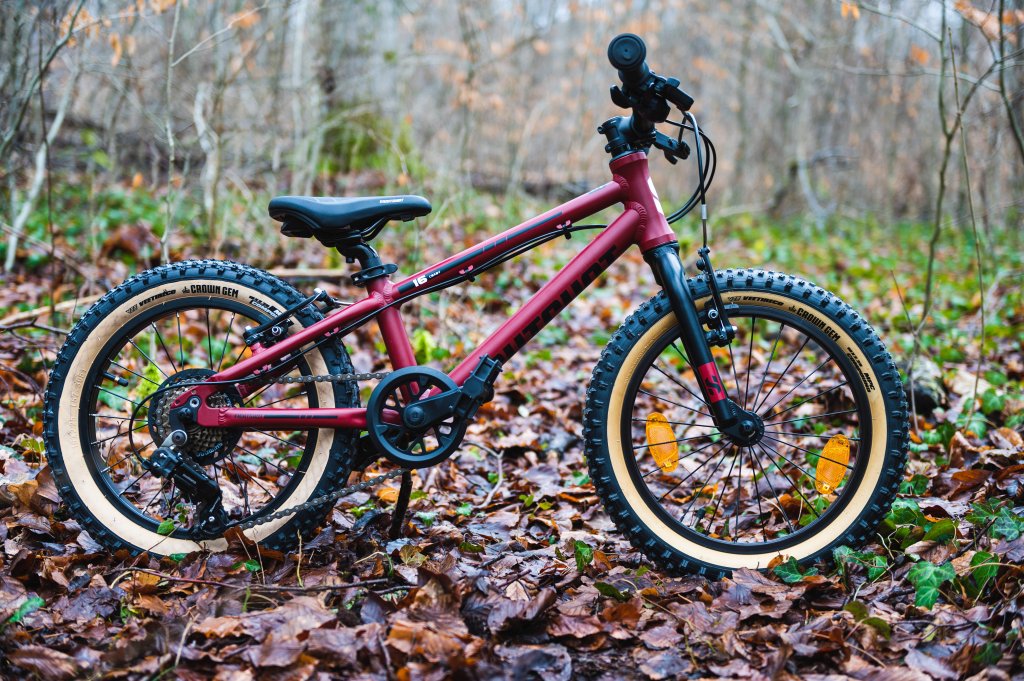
xmin=269 ymin=194 xmax=432 ymax=247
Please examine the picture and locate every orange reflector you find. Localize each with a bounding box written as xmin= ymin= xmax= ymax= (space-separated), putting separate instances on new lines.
xmin=645 ymin=412 xmax=679 ymax=473
xmin=815 ymin=434 xmax=850 ymax=495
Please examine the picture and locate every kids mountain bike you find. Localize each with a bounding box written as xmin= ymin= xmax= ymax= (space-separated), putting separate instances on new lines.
xmin=43 ymin=35 xmax=908 ymax=577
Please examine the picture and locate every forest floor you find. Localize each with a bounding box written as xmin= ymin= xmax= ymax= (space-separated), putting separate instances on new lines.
xmin=0 ymin=186 xmax=1022 ymax=680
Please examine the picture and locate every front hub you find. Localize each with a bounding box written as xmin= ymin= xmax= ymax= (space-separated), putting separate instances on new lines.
xmin=719 ymin=406 xmax=765 ymax=447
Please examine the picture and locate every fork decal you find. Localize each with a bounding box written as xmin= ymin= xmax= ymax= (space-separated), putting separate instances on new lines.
xmin=697 ymin=361 xmax=727 ymax=403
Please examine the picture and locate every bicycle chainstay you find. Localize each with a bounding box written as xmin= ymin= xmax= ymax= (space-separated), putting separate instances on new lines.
xmin=208 ymin=369 xmax=409 ymax=534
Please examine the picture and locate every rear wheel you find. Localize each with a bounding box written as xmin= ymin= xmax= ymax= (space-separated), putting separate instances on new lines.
xmin=43 ymin=260 xmax=358 ymax=557
xmin=584 ymin=269 xmax=908 ymax=578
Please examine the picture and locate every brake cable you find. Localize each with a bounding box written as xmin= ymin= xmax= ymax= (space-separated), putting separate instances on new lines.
xmin=685 ymin=111 xmax=710 ymax=248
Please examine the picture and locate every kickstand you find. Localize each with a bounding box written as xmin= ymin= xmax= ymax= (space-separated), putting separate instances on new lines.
xmin=389 ymin=470 xmax=413 ymax=539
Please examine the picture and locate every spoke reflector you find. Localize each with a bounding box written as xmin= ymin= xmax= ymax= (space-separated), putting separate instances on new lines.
xmin=814 ymin=434 xmax=850 ymax=494
xmin=645 ymin=412 xmax=678 ymax=472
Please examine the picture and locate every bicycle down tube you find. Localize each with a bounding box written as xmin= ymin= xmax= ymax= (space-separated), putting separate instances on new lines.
xmin=179 ymin=151 xmax=731 ymax=431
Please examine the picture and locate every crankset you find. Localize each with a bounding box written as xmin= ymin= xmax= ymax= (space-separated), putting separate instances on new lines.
xmin=366 ymin=356 xmax=502 ymax=469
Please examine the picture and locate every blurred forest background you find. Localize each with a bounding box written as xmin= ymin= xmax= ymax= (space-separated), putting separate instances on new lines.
xmin=1 ymin=0 xmax=1021 ymax=276
xmin=2 ymin=1 xmax=1024 ymax=678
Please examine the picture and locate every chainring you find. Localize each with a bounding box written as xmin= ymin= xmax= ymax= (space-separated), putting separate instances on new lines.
xmin=148 ymin=368 xmax=243 ymax=465
xmin=366 ymin=366 xmax=465 ymax=468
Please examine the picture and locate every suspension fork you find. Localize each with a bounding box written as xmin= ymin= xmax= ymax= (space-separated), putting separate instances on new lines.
xmin=644 ymin=242 xmax=756 ymax=436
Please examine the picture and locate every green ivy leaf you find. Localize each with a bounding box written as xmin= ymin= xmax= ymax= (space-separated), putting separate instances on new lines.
xmin=970 ymin=551 xmax=998 ymax=592
xmin=772 ymin=557 xmax=817 ymax=584
xmin=992 ymin=508 xmax=1024 ymax=541
xmin=906 ymin=560 xmax=955 ymax=609
xmin=7 ymin=596 xmax=45 ymax=624
xmin=922 ymin=518 xmax=957 ymax=543
xmin=415 ymin=511 xmax=437 ymax=528
xmin=156 ymin=519 xmax=176 ymax=536
xmin=573 ymin=540 xmax=594 ymax=572
xmin=459 ymin=541 xmax=484 ymax=553
xmin=899 ymin=474 xmax=929 ymax=495
xmin=887 ymin=498 xmax=926 ymax=527
xmin=456 ymin=502 xmax=473 ymax=516
xmin=594 ymin=581 xmax=630 ymax=602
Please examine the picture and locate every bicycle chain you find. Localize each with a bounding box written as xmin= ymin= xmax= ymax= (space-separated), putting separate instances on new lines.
xmin=230 ymin=467 xmax=408 ymax=532
xmin=221 ymin=369 xmax=403 ymax=533
xmin=253 ymin=369 xmax=390 ymax=386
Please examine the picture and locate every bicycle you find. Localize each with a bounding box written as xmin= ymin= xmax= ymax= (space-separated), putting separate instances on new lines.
xmin=43 ymin=34 xmax=909 ymax=578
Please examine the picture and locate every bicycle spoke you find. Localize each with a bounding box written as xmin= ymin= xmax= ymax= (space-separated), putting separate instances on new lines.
xmin=727 ymin=342 xmax=742 ymax=410
xmin=259 ymin=392 xmax=305 ymax=409
xmin=205 ymin=309 xmax=215 ymax=371
xmin=768 ymin=381 xmax=849 ymax=420
xmin=97 ymin=386 xmax=143 ymax=407
xmin=730 ymin=445 xmax=744 ymax=540
xmin=237 ymin=445 xmax=293 ymax=477
xmin=751 ymin=322 xmax=783 ymax=413
xmin=140 ymin=478 xmax=170 ymax=516
xmin=116 ymin=469 xmax=152 ymax=498
xmin=669 ymin=341 xmax=695 ymax=371
xmin=638 ymin=389 xmax=709 ymax=418
xmin=654 ymin=442 xmax=730 ymax=501
xmin=632 ymin=417 xmax=716 ymax=429
xmin=641 ymin=437 xmax=722 ymax=480
xmin=90 ymin=422 xmax=148 ymax=446
xmin=109 ymin=360 xmax=160 ymax=387
xmin=759 ymin=355 xmax=833 ymax=417
xmin=763 ymin=430 xmax=861 ymax=442
xmin=753 ymin=334 xmax=810 ymax=414
xmin=767 ymin=408 xmax=858 ymax=426
xmin=755 ymin=442 xmax=821 ymax=519
xmin=151 ymin=322 xmax=179 ymax=375
xmin=761 ymin=434 xmax=855 ymax=470
xmin=243 ymin=382 xmax=276 ymax=406
xmin=227 ymin=451 xmax=252 ymax=517
xmin=217 ymin=312 xmax=236 ymax=372
xmin=128 ymin=339 xmax=170 ymax=380
xmin=749 ymin=442 xmax=797 ymax=535
xmin=176 ymin=312 xmax=185 ymax=369
xmin=633 ymin=432 xmax=718 ymax=451
xmin=650 ymin=361 xmax=710 ymax=412
xmin=681 ymin=444 xmax=732 ymax=526
xmin=702 ymin=447 xmax=739 ymax=536
xmin=742 ymin=317 xmax=756 ymax=410
xmin=747 ymin=446 xmax=768 ymax=542
xmin=251 ymin=430 xmax=305 ymax=452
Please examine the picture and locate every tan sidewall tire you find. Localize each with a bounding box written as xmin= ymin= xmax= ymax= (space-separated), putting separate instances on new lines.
xmin=589 ymin=270 xmax=909 ymax=573
xmin=54 ymin=278 xmax=337 ymax=556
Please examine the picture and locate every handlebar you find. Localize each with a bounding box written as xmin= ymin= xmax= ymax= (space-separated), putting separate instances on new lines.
xmin=601 ymin=34 xmax=696 ymax=162
xmin=606 ymin=34 xmax=694 ymax=129
xmin=608 ymin=33 xmax=650 ymax=90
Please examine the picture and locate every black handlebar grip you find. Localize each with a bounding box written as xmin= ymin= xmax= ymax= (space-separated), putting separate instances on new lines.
xmin=608 ymin=33 xmax=650 ymax=88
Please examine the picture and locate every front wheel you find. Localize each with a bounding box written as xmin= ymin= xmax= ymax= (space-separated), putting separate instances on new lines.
xmin=584 ymin=269 xmax=909 ymax=578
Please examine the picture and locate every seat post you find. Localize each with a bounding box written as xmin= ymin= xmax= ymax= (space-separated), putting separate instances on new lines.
xmin=340 ymin=242 xmax=398 ymax=288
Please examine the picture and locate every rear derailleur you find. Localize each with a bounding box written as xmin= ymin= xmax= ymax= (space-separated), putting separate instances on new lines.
xmin=142 ymin=412 xmax=230 ymax=540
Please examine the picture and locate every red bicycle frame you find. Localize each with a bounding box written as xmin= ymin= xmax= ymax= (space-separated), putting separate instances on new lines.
xmin=178 ymin=151 xmax=682 ymax=431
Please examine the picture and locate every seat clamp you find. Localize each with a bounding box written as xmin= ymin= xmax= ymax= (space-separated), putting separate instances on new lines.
xmin=351 ymin=263 xmax=398 ymax=287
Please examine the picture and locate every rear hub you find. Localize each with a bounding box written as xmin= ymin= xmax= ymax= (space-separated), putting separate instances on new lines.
xmin=148 ymin=368 xmax=243 ymax=465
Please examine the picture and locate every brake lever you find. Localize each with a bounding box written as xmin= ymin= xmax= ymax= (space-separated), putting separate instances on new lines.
xmin=653 ymin=130 xmax=690 ymax=164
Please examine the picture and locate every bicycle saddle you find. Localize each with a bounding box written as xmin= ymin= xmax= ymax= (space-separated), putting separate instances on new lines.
xmin=269 ymin=195 xmax=432 ymax=247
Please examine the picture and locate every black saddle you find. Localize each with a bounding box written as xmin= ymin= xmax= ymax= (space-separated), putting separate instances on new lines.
xmin=268 ymin=195 xmax=431 ymax=247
